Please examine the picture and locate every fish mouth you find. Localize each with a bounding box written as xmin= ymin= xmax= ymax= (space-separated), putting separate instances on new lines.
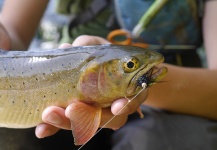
xmin=126 ymin=62 xmax=167 ymax=96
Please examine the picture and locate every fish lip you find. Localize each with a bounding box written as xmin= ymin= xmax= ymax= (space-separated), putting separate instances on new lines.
xmin=126 ymin=60 xmax=164 ymax=96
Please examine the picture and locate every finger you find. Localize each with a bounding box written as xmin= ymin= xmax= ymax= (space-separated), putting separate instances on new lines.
xmin=42 ymin=106 xmax=71 ymax=130
xmin=111 ymin=90 xmax=148 ymax=115
xmin=100 ymin=108 xmax=128 ymax=130
xmin=58 ymin=43 xmax=72 ymax=48
xmin=72 ymin=35 xmax=110 ymax=46
xmin=35 ymin=123 xmax=60 ymax=138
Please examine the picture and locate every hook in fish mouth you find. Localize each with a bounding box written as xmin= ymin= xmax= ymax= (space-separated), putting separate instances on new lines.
xmin=137 ymin=66 xmax=167 ymax=87
xmin=127 ymin=64 xmax=167 ymax=96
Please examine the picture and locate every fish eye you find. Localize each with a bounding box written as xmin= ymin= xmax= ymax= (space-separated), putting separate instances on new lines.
xmin=123 ymin=57 xmax=140 ymax=73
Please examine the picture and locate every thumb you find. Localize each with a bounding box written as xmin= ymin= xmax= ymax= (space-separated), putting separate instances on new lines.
xmin=72 ymin=35 xmax=110 ymax=46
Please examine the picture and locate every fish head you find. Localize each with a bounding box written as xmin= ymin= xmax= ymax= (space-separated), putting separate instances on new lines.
xmin=77 ymin=45 xmax=167 ymax=105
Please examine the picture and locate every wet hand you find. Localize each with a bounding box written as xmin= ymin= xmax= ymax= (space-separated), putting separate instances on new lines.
xmin=35 ymin=93 xmax=147 ymax=138
xmin=35 ymin=35 xmax=148 ymax=138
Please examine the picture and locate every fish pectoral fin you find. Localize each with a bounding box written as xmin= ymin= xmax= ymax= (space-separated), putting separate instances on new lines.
xmin=67 ymin=101 xmax=102 ymax=145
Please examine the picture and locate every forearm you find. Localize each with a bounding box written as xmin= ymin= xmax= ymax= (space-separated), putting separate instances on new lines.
xmin=145 ymin=64 xmax=217 ymax=120
xmin=0 ymin=0 xmax=48 ymax=49
xmin=145 ymin=0 xmax=217 ymax=121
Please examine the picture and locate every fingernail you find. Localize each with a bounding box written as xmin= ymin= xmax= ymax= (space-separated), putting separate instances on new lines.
xmin=45 ymin=112 xmax=62 ymax=125
xmin=44 ymin=129 xmax=53 ymax=138
xmin=40 ymin=130 xmax=52 ymax=138
xmin=113 ymin=104 xmax=130 ymax=115
xmin=36 ymin=126 xmax=51 ymax=138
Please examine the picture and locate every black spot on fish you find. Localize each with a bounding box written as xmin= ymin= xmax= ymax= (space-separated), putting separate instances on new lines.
xmin=24 ymin=100 xmax=26 ymax=103
xmin=55 ymin=92 xmax=57 ymax=95
xmin=116 ymin=81 xmax=121 ymax=86
xmin=23 ymin=82 xmax=25 ymax=85
xmin=12 ymin=101 xmax=14 ymax=104
xmin=36 ymin=78 xmax=38 ymax=81
xmin=44 ymin=95 xmax=46 ymax=98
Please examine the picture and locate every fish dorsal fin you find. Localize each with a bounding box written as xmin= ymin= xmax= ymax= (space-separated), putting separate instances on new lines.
xmin=66 ymin=101 xmax=101 ymax=145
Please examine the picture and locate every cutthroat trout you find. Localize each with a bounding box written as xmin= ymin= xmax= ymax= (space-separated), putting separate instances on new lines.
xmin=0 ymin=44 xmax=167 ymax=145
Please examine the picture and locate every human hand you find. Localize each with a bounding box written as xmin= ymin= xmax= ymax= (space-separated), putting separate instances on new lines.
xmin=0 ymin=22 xmax=10 ymax=50
xmin=35 ymin=35 xmax=148 ymax=139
